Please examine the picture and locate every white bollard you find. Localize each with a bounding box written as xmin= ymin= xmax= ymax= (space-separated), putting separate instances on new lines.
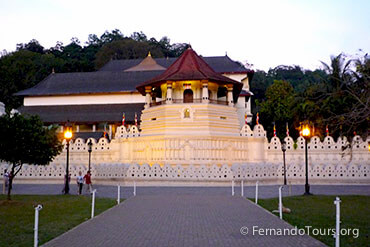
xmin=334 ymin=197 xmax=341 ymax=247
xmin=117 ymin=184 xmax=120 ymax=204
xmin=133 ymin=181 xmax=136 ymax=196
xmin=279 ymin=186 xmax=283 ymax=219
xmin=255 ymin=181 xmax=259 ymax=204
xmin=91 ymin=189 xmax=96 ymax=219
xmin=241 ymin=180 xmax=244 ymax=197
xmin=34 ymin=204 xmax=43 ymax=247
xmin=231 ymin=180 xmax=235 ymax=196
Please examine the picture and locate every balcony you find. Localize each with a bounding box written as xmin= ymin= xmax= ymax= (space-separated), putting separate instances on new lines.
xmin=149 ymin=98 xmax=228 ymax=107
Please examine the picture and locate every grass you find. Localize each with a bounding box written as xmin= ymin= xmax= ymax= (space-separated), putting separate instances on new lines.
xmin=0 ymin=194 xmax=116 ymax=247
xmin=254 ymin=195 xmax=370 ymax=247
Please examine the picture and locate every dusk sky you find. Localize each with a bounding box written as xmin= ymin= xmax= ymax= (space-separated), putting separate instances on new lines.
xmin=0 ymin=0 xmax=369 ymax=71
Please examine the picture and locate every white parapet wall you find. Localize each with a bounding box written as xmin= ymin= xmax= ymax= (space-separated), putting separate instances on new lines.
xmin=1 ymin=124 xmax=369 ymax=185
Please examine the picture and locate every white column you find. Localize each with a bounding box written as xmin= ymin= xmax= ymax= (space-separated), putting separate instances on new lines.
xmin=227 ymin=84 xmax=233 ymax=106
xmin=60 ymin=125 xmax=64 ymax=133
xmin=109 ymin=124 xmax=113 ymax=139
xmin=166 ymin=82 xmax=173 ymax=104
xmin=76 ymin=125 xmax=80 ymax=132
xmin=202 ymin=81 xmax=209 ymax=103
xmin=92 ymin=124 xmax=96 ymax=132
xmin=144 ymin=86 xmax=152 ymax=109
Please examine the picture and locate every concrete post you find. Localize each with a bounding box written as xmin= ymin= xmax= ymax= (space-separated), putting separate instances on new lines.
xmin=255 ymin=181 xmax=259 ymax=204
xmin=232 ymin=180 xmax=235 ymax=196
xmin=117 ymin=184 xmax=120 ymax=204
xmin=34 ymin=204 xmax=43 ymax=247
xmin=279 ymin=186 xmax=283 ymax=219
xmin=241 ymin=180 xmax=244 ymax=197
xmin=133 ymin=181 xmax=136 ymax=196
xmin=334 ymin=197 xmax=341 ymax=247
xmin=91 ymin=189 xmax=96 ymax=218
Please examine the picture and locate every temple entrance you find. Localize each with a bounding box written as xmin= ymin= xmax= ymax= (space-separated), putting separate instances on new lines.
xmin=183 ymin=89 xmax=193 ymax=103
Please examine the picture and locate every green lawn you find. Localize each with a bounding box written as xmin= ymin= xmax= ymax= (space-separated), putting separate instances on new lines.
xmin=254 ymin=195 xmax=370 ymax=247
xmin=0 ymin=194 xmax=116 ymax=247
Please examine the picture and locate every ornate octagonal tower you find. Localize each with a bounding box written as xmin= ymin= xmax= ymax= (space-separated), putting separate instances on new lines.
xmin=136 ymin=48 xmax=244 ymax=137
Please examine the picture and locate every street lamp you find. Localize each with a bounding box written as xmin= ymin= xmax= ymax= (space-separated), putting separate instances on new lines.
xmin=302 ymin=125 xmax=312 ymax=195
xmin=281 ymin=141 xmax=287 ymax=185
xmin=63 ymin=127 xmax=73 ymax=194
xmin=87 ymin=139 xmax=93 ymax=172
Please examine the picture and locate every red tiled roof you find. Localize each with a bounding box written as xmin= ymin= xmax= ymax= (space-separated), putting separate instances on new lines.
xmin=137 ymin=48 xmax=242 ymax=95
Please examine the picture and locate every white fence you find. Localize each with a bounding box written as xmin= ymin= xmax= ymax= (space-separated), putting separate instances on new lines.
xmin=1 ymin=124 xmax=369 ymax=185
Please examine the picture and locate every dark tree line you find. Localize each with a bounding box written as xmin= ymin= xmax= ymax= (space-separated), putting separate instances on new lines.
xmin=251 ymin=53 xmax=369 ymax=141
xmin=0 ymin=30 xmax=368 ymax=141
xmin=0 ymin=29 xmax=189 ymax=110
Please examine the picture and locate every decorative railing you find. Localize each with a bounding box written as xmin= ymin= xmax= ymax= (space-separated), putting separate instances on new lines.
xmin=209 ymin=99 xmax=228 ymax=105
xmin=149 ymin=98 xmax=228 ymax=106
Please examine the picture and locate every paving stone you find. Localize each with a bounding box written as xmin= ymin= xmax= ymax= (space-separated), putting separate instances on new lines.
xmin=42 ymin=194 xmax=327 ymax=247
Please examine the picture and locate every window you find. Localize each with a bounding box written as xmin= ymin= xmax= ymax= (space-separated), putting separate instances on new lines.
xmin=183 ymin=89 xmax=193 ymax=103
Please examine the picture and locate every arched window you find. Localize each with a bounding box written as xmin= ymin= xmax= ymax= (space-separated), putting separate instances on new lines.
xmin=183 ymin=89 xmax=193 ymax=103
xmin=184 ymin=108 xmax=190 ymax=118
xmin=217 ymin=87 xmax=227 ymax=98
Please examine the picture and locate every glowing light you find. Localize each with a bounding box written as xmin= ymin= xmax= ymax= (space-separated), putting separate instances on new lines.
xmin=302 ymin=126 xmax=310 ymax=137
xmin=64 ymin=130 xmax=72 ymax=140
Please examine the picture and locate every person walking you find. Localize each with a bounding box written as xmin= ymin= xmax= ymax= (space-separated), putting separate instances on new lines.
xmin=84 ymin=171 xmax=93 ymax=193
xmin=76 ymin=171 xmax=84 ymax=195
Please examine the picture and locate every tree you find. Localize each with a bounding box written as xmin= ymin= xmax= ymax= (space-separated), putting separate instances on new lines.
xmin=16 ymin=39 xmax=44 ymax=54
xmin=319 ymin=53 xmax=369 ymax=138
xmin=0 ymin=114 xmax=63 ymax=200
xmin=258 ymin=80 xmax=296 ymax=139
xmin=0 ymin=50 xmax=65 ymax=110
xmin=94 ymin=39 xmax=165 ymax=68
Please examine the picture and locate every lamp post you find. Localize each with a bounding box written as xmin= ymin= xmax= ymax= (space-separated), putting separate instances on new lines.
xmin=87 ymin=139 xmax=93 ymax=172
xmin=302 ymin=125 xmax=311 ymax=195
xmin=282 ymin=141 xmax=287 ymax=185
xmin=63 ymin=127 xmax=72 ymax=195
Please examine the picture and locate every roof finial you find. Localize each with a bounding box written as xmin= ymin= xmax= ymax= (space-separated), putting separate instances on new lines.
xmin=187 ymin=43 xmax=192 ymax=49
xmin=52 ymin=68 xmax=55 ymax=74
xmin=225 ymin=51 xmax=227 ymax=56
xmin=147 ymin=51 xmax=151 ymax=57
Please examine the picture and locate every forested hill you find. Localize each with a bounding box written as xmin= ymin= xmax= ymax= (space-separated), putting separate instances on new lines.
xmin=0 ymin=29 xmax=188 ymax=110
xmin=0 ymin=29 xmax=368 ymax=140
xmin=251 ymin=54 xmax=369 ymax=140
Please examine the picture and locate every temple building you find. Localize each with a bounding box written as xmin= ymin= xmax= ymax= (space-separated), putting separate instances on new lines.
xmin=15 ymin=49 xmax=254 ymax=139
xmin=5 ymin=48 xmax=369 ymax=183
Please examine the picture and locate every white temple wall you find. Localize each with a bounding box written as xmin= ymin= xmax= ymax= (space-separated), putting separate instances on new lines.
xmin=2 ymin=124 xmax=369 ymax=185
xmin=24 ymin=93 xmax=145 ymax=106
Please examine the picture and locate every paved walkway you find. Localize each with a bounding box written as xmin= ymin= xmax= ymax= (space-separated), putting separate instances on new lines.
xmin=6 ymin=183 xmax=370 ymax=199
xmin=43 ymin=194 xmax=326 ymax=247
